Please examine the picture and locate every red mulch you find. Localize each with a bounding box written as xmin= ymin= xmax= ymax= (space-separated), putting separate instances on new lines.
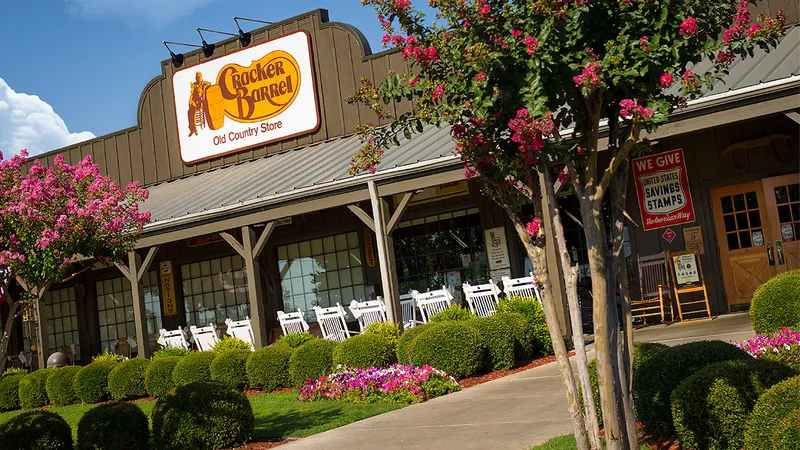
xmin=599 ymin=424 xmax=682 ymax=450
xmin=457 ymin=351 xmax=576 ymax=388
xmin=228 ymin=438 xmax=292 ymax=449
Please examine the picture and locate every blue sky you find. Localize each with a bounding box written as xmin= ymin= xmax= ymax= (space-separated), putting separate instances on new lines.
xmin=0 ymin=0 xmax=428 ymax=156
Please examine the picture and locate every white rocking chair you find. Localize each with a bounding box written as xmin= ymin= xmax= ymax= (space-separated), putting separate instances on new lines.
xmin=414 ymin=287 xmax=453 ymax=323
xmin=502 ymin=273 xmax=543 ymax=304
xmin=190 ymin=323 xmax=219 ymax=351
xmin=225 ymin=317 xmax=255 ymax=351
xmin=158 ymin=328 xmax=189 ymax=350
xmin=277 ymin=309 xmax=310 ymax=336
xmin=349 ymin=299 xmax=387 ymax=332
xmin=399 ymin=292 xmax=421 ymax=329
xmin=463 ymin=280 xmax=502 ymax=317
xmin=314 ymin=303 xmax=358 ymax=342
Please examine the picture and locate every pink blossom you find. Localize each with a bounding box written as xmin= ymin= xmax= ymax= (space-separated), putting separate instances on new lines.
xmin=474 ymin=72 xmax=487 ymax=82
xmin=716 ymin=50 xmax=735 ymax=66
xmin=748 ymin=23 xmax=763 ymax=38
xmin=619 ymin=99 xmax=654 ymax=122
xmin=511 ymin=30 xmax=522 ymax=38
xmin=659 ymin=73 xmax=675 ymax=88
xmin=573 ymin=62 xmax=602 ymax=93
xmin=526 ymin=218 xmax=541 ymax=238
xmin=432 ymin=84 xmax=444 ymax=99
xmin=522 ymin=36 xmax=538 ymax=55
xmin=639 ymin=36 xmax=650 ymax=52
xmin=679 ymin=17 xmax=698 ymax=36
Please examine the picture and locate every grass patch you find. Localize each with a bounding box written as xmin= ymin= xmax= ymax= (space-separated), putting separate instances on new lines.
xmin=530 ymin=435 xmax=651 ymax=450
xmin=0 ymin=390 xmax=403 ymax=442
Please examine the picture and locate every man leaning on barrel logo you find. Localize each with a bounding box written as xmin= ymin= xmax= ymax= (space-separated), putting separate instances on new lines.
xmin=188 ymin=72 xmax=211 ymax=137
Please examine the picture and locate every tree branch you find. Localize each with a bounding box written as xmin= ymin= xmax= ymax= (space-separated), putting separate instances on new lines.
xmin=598 ymin=123 xmax=641 ymax=192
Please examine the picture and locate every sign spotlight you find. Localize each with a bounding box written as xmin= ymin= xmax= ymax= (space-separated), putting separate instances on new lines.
xmin=163 ymin=41 xmax=189 ymax=67
xmin=234 ymin=17 xmax=274 ymax=47
xmin=196 ymin=29 xmax=217 ymax=58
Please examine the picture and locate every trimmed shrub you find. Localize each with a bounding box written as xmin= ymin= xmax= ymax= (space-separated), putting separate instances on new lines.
xmin=246 ymin=345 xmax=293 ymax=391
xmin=773 ymin=408 xmax=800 ymax=450
xmin=289 ymin=338 xmax=338 ymax=387
xmin=364 ymin=321 xmax=400 ymax=348
xmin=73 ymin=361 xmax=117 ymax=404
xmin=274 ymin=331 xmax=315 ymax=349
xmin=396 ymin=323 xmax=431 ymax=365
xmin=0 ymin=410 xmax=73 ymax=450
xmin=18 ymin=368 xmax=54 ymax=409
xmin=750 ymin=270 xmax=800 ymax=334
xmin=152 ymin=347 xmax=191 ymax=359
xmin=497 ymin=295 xmax=551 ymax=355
xmin=172 ymin=351 xmax=216 ymax=387
xmin=77 ymin=402 xmax=149 ymax=450
xmin=467 ymin=316 xmax=516 ymax=371
xmin=430 ymin=304 xmax=473 ymax=322
xmin=45 ymin=366 xmax=81 ymax=407
xmin=145 ymin=356 xmax=181 ymax=398
xmin=0 ymin=372 xmax=25 ymax=411
xmin=108 ymin=358 xmax=150 ymax=401
xmin=671 ymin=359 xmax=795 ymax=450
xmin=495 ymin=312 xmax=535 ymax=360
xmin=91 ymin=349 xmax=125 ymax=364
xmin=151 ymin=381 xmax=254 ymax=450
xmin=407 ymin=321 xmax=485 ymax=378
xmin=2 ymin=368 xmax=27 ymax=376
xmin=634 ymin=340 xmax=750 ymax=438
xmin=210 ymin=349 xmax=251 ymax=390
xmin=761 ymin=343 xmax=800 ymax=368
xmin=744 ymin=375 xmax=800 ymax=450
xmin=333 ymin=333 xmax=396 ymax=369
xmin=214 ymin=337 xmax=253 ymax=352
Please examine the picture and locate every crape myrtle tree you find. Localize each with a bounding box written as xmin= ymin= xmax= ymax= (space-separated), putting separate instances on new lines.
xmin=0 ymin=150 xmax=150 ymax=373
xmin=348 ymin=0 xmax=785 ymax=448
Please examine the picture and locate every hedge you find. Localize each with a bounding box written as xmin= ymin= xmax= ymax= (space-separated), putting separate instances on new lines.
xmin=151 ymin=381 xmax=254 ymax=450
xmin=750 ymin=270 xmax=800 ymax=334
xmin=108 ymin=358 xmax=150 ymax=401
xmin=407 ymin=321 xmax=485 ymax=379
xmin=274 ymin=331 xmax=315 ymax=349
xmin=77 ymin=402 xmax=150 ymax=450
xmin=214 ymin=337 xmax=253 ymax=352
xmin=634 ymin=340 xmax=750 ymax=438
xmin=396 ymin=323 xmax=431 ymax=365
xmin=45 ymin=366 xmax=82 ymax=407
xmin=430 ymin=304 xmax=473 ymax=322
xmin=18 ymin=369 xmax=54 ymax=409
xmin=467 ymin=316 xmax=516 ymax=371
xmin=172 ymin=351 xmax=216 ymax=387
xmin=246 ymin=345 xmax=293 ymax=391
xmin=772 ymin=408 xmax=800 ymax=450
xmin=289 ymin=339 xmax=338 ymax=387
xmin=497 ymin=295 xmax=551 ymax=355
xmin=744 ymin=375 xmax=800 ymax=450
xmin=759 ymin=343 xmax=800 ymax=368
xmin=0 ymin=372 xmax=25 ymax=411
xmin=73 ymin=361 xmax=117 ymax=404
xmin=152 ymin=347 xmax=191 ymax=359
xmin=0 ymin=410 xmax=73 ymax=450
xmin=670 ymin=359 xmax=795 ymax=450
xmin=363 ymin=321 xmax=400 ymax=348
xmin=210 ymin=349 xmax=251 ymax=390
xmin=145 ymin=356 xmax=180 ymax=398
xmin=495 ymin=312 xmax=535 ymax=360
xmin=333 ymin=333 xmax=396 ymax=369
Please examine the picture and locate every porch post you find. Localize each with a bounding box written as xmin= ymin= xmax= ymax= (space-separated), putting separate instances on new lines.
xmin=241 ymin=226 xmax=270 ymax=349
xmin=368 ymin=181 xmax=402 ymax=323
xmin=117 ymin=246 xmax=160 ymax=359
xmin=33 ymin=287 xmax=49 ymax=369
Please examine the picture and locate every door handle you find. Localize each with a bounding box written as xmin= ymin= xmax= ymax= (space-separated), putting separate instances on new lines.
xmin=775 ymin=240 xmax=785 ymax=266
xmin=767 ymin=242 xmax=775 ymax=266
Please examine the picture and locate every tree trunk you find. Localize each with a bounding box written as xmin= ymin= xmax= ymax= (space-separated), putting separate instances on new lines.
xmin=541 ymin=170 xmax=602 ymax=450
xmin=0 ymin=300 xmax=21 ymax=374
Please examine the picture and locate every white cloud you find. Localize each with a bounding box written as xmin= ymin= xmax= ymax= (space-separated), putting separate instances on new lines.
xmin=0 ymin=77 xmax=95 ymax=158
xmin=65 ymin=0 xmax=222 ymax=28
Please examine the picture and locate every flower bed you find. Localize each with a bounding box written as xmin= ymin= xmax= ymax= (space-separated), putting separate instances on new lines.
xmin=298 ymin=364 xmax=461 ymax=404
xmin=734 ymin=327 xmax=800 ymax=359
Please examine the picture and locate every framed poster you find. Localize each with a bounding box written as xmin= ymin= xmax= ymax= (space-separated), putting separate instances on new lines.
xmin=484 ymin=227 xmax=510 ymax=270
xmin=683 ymin=225 xmax=705 ymax=255
xmin=632 ymin=149 xmax=697 ymax=231
xmin=672 ymin=253 xmax=700 ymax=286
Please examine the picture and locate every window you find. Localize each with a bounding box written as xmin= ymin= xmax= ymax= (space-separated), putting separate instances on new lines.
xmin=720 ymin=192 xmax=764 ymax=250
xmin=278 ymin=232 xmax=366 ymax=321
xmin=96 ymin=274 xmax=162 ymax=353
xmin=142 ymin=272 xmax=162 ymax=334
xmin=181 ymin=256 xmax=249 ymax=327
xmin=773 ymin=183 xmax=800 ymax=242
xmin=393 ymin=208 xmax=488 ymax=300
xmin=44 ymin=287 xmax=80 ymax=358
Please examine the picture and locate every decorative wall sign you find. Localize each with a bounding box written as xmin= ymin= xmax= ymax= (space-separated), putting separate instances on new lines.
xmin=632 ymin=149 xmax=697 ymax=231
xmin=159 ymin=261 xmax=178 ymax=317
xmin=683 ymin=225 xmax=704 ymax=254
xmin=172 ymin=31 xmax=319 ymax=164
xmin=662 ymin=227 xmax=677 ymax=243
xmin=484 ymin=227 xmax=510 ymax=270
xmin=364 ymin=230 xmax=376 ymax=268
xmin=394 ymin=180 xmax=470 ymax=207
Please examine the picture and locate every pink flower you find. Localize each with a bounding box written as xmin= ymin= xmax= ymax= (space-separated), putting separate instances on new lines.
xmin=474 ymin=72 xmax=487 ymax=82
xmin=748 ymin=23 xmax=763 ymax=38
xmin=526 ymin=218 xmax=541 ymax=238
xmin=679 ymin=17 xmax=698 ymax=36
xmin=410 ymin=77 xmax=419 ymax=87
xmin=716 ymin=50 xmax=735 ymax=66
xmin=432 ymin=84 xmax=444 ymax=99
xmin=659 ymin=73 xmax=675 ymax=88
xmin=619 ymin=99 xmax=654 ymax=122
xmin=522 ymin=36 xmax=538 ymax=55
xmin=573 ymin=62 xmax=602 ymax=93
xmin=511 ymin=29 xmax=522 ymax=38
xmin=639 ymin=36 xmax=650 ymax=52
xmin=557 ymin=169 xmax=570 ymax=184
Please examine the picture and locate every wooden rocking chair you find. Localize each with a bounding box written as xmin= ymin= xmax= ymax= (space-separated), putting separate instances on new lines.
xmin=632 ymin=252 xmax=673 ymax=324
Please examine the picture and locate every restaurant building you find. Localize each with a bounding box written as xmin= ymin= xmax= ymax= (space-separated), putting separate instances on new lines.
xmin=3 ymin=8 xmax=798 ymax=367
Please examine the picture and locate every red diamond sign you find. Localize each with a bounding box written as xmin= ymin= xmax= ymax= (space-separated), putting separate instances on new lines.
xmin=662 ymin=228 xmax=677 ymax=243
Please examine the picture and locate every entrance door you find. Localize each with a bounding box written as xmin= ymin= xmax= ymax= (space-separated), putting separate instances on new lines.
xmin=761 ymin=173 xmax=800 ymax=272
xmin=711 ymin=181 xmax=777 ymax=310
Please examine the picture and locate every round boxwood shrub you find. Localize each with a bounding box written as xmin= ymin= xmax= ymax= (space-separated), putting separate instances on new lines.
xmin=145 ymin=356 xmax=181 ymax=398
xmin=210 ymin=349 xmax=250 ymax=390
xmin=152 ymin=347 xmax=191 ymax=358
xmin=0 ymin=372 xmax=26 ymax=411
xmin=214 ymin=337 xmax=253 ymax=352
xmin=172 ymin=351 xmax=216 ymax=386
xmin=151 ymin=381 xmax=254 ymax=450
xmin=396 ymin=323 xmax=431 ymax=364
xmin=750 ymin=270 xmax=800 ymax=334
xmin=467 ymin=316 xmax=516 ymax=371
xmin=108 ymin=358 xmax=150 ymax=400
xmin=495 ymin=312 xmax=535 ymax=360
xmin=288 ymin=338 xmax=338 ymax=387
xmin=634 ymin=340 xmax=750 ymax=438
xmin=0 ymin=410 xmax=73 ymax=450
xmin=773 ymin=408 xmax=800 ymax=449
xmin=77 ymin=402 xmax=149 ymax=450
xmin=363 ymin=321 xmax=400 ymax=348
xmin=246 ymin=345 xmax=293 ymax=391
xmin=333 ymin=333 xmax=396 ymax=369
xmin=497 ymin=295 xmax=551 ymax=355
xmin=73 ymin=361 xmax=117 ymax=404
xmin=430 ymin=304 xmax=473 ymax=322
xmin=46 ymin=366 xmax=81 ymax=407
xmin=744 ymin=375 xmax=800 ymax=450
xmin=274 ymin=331 xmax=315 ymax=349
xmin=18 ymin=368 xmax=54 ymax=409
xmin=670 ymin=359 xmax=794 ymax=450
xmin=407 ymin=321 xmax=485 ymax=379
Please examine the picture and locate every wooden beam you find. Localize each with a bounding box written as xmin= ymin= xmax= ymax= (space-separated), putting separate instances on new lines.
xmin=137 ymin=246 xmax=160 ymax=281
xmin=253 ymin=222 xmax=275 ymax=259
xmin=386 ymin=191 xmax=414 ymax=234
xmin=347 ymin=204 xmax=376 ymax=232
xmin=242 ymin=226 xmax=269 ymax=349
xmin=368 ymin=181 xmax=401 ymax=324
xmin=127 ymin=251 xmax=151 ymax=359
xmin=785 ymin=110 xmax=800 ymax=124
xmin=219 ymin=232 xmax=246 ymax=258
xmin=115 ymin=263 xmax=133 ymax=281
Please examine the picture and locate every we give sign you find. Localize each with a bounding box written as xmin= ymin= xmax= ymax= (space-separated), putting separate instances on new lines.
xmin=632 ymin=148 xmax=696 ymax=232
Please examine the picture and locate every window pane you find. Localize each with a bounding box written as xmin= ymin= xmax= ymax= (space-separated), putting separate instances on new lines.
xmin=789 ymin=184 xmax=800 ymax=202
xmin=748 ymin=211 xmax=761 ymax=228
xmin=779 ymin=205 xmax=792 ymax=223
xmin=791 ymin=203 xmax=799 ymax=222
xmin=745 ymin=192 xmax=758 ymax=210
xmin=736 ymin=212 xmax=749 ymax=230
xmin=726 ymin=233 xmax=739 ymax=250
xmin=739 ymin=230 xmax=752 ymax=248
xmin=733 ymin=194 xmax=746 ymax=211
xmin=775 ymin=186 xmax=789 ymax=204
xmin=721 ymin=196 xmax=734 ymax=214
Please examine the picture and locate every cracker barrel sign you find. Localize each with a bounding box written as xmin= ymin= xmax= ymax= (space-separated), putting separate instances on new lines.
xmin=172 ymin=31 xmax=319 ymax=164
xmin=632 ymin=148 xmax=696 ymax=231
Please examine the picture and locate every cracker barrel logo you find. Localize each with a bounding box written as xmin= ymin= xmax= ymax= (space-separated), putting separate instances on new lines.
xmin=173 ymin=31 xmax=319 ymax=164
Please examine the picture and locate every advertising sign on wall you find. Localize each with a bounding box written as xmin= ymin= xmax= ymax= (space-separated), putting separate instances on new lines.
xmin=484 ymin=227 xmax=510 ymax=270
xmin=632 ymin=148 xmax=696 ymax=231
xmin=159 ymin=261 xmax=178 ymax=317
xmin=172 ymin=31 xmax=319 ymax=164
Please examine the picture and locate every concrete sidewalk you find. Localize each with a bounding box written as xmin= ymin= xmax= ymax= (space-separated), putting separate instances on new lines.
xmin=633 ymin=311 xmax=754 ymax=346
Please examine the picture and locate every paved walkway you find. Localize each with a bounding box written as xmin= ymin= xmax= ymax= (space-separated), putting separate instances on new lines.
xmin=281 ymin=313 xmax=756 ymax=450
